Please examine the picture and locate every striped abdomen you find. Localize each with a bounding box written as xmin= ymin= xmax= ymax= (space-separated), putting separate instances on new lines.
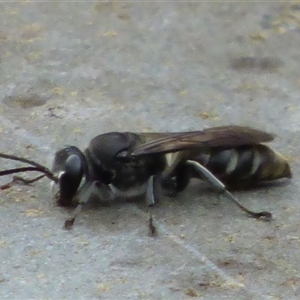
xmin=194 ymin=144 xmax=291 ymax=187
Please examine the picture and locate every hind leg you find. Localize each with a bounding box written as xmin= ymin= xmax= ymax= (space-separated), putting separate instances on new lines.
xmin=186 ymin=160 xmax=271 ymax=221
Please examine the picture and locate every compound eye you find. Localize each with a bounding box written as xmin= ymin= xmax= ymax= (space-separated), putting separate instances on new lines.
xmin=65 ymin=154 xmax=84 ymax=177
xmin=57 ymin=154 xmax=84 ymax=207
xmin=52 ymin=146 xmax=85 ymax=174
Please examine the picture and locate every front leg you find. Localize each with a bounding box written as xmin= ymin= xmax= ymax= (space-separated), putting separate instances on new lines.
xmin=64 ymin=181 xmax=113 ymax=229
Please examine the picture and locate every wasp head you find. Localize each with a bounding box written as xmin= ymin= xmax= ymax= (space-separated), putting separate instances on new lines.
xmin=51 ymin=146 xmax=87 ymax=207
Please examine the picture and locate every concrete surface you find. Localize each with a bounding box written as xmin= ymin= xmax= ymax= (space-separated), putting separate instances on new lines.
xmin=1 ymin=2 xmax=300 ymax=299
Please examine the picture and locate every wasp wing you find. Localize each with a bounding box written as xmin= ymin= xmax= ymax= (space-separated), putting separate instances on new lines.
xmin=132 ymin=126 xmax=274 ymax=156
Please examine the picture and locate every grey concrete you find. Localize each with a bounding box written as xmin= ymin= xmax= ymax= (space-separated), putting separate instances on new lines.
xmin=1 ymin=2 xmax=300 ymax=299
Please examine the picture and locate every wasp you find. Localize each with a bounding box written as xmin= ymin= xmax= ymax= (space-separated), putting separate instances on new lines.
xmin=0 ymin=126 xmax=291 ymax=233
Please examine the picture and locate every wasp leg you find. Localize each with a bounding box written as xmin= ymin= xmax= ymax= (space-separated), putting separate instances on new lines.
xmin=159 ymin=163 xmax=191 ymax=197
xmin=146 ymin=175 xmax=156 ymax=206
xmin=159 ymin=151 xmax=195 ymax=197
xmin=173 ymin=163 xmax=192 ymax=193
xmin=64 ymin=181 xmax=114 ymax=229
xmin=64 ymin=182 xmax=95 ymax=229
xmin=185 ymin=160 xmax=272 ymax=221
xmin=146 ymin=175 xmax=158 ymax=236
xmin=64 ymin=201 xmax=83 ymax=229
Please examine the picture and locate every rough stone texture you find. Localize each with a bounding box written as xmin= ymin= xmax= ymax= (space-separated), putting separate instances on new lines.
xmin=1 ymin=2 xmax=300 ymax=299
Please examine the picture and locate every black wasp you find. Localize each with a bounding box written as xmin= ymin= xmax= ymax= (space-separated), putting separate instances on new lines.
xmin=0 ymin=126 xmax=291 ymax=233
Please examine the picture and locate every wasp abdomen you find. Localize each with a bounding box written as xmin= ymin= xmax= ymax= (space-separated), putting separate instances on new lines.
xmin=195 ymin=145 xmax=291 ymax=186
xmin=253 ymin=145 xmax=291 ymax=181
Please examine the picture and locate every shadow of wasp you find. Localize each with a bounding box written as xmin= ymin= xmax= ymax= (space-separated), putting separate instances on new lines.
xmin=0 ymin=126 xmax=291 ymax=235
